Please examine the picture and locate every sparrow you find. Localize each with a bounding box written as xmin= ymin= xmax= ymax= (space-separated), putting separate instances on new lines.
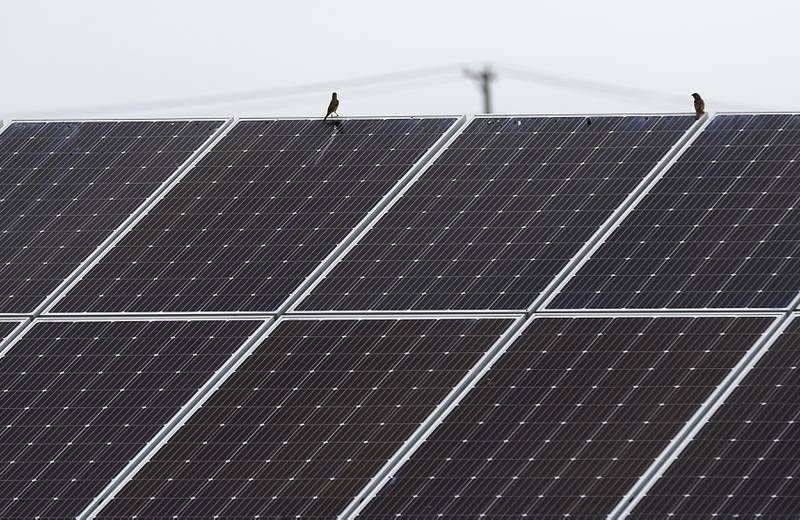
xmin=324 ymin=92 xmax=339 ymax=122
xmin=692 ymin=93 xmax=705 ymax=120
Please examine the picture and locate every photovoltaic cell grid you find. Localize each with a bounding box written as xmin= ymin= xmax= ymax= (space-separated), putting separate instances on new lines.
xmin=0 ymin=319 xmax=262 ymax=520
xmin=550 ymin=114 xmax=800 ymax=310
xmin=53 ymin=118 xmax=457 ymax=313
xmin=299 ymin=115 xmax=695 ymax=312
xmin=96 ymin=318 xmax=512 ymax=519
xmin=356 ymin=316 xmax=773 ymax=519
xmin=0 ymin=120 xmax=224 ymax=314
xmin=630 ymin=317 xmax=800 ymax=519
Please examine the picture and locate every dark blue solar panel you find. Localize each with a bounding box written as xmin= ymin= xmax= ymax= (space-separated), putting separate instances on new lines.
xmin=0 ymin=120 xmax=224 ymax=313
xmin=357 ymin=316 xmax=773 ymax=519
xmin=54 ymin=118 xmax=457 ymax=313
xmin=631 ymin=317 xmax=800 ymax=518
xmin=550 ymin=114 xmax=800 ymax=310
xmin=299 ymin=115 xmax=695 ymax=311
xmin=95 ymin=318 xmax=512 ymax=519
xmin=0 ymin=319 xmax=261 ymax=519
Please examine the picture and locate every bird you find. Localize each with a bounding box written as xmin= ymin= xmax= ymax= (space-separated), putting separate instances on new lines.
xmin=324 ymin=92 xmax=339 ymax=122
xmin=692 ymin=93 xmax=705 ymax=120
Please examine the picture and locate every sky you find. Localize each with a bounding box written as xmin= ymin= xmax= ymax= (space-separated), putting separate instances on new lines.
xmin=0 ymin=0 xmax=797 ymax=120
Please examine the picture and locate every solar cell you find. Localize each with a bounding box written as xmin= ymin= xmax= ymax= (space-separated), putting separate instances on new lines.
xmin=629 ymin=316 xmax=800 ymax=519
xmin=0 ymin=120 xmax=224 ymax=314
xmin=0 ymin=319 xmax=262 ymax=519
xmin=297 ymin=115 xmax=695 ymax=312
xmin=94 ymin=317 xmax=513 ymax=519
xmin=53 ymin=118 xmax=458 ymax=313
xmin=354 ymin=316 xmax=773 ymax=519
xmin=549 ymin=113 xmax=800 ymax=310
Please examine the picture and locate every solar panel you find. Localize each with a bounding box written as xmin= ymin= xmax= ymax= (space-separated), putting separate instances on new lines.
xmin=297 ymin=115 xmax=695 ymax=312
xmin=548 ymin=114 xmax=800 ymax=310
xmin=354 ymin=316 xmax=773 ymax=519
xmin=94 ymin=318 xmax=513 ymax=519
xmin=629 ymin=316 xmax=800 ymax=519
xmin=52 ymin=118 xmax=458 ymax=313
xmin=0 ymin=319 xmax=263 ymax=519
xmin=0 ymin=120 xmax=225 ymax=314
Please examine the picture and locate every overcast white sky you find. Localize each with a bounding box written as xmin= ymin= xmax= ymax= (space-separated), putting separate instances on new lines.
xmin=1 ymin=0 xmax=797 ymax=119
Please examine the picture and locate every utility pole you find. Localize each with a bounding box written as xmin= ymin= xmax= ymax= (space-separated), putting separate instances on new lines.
xmin=464 ymin=66 xmax=496 ymax=114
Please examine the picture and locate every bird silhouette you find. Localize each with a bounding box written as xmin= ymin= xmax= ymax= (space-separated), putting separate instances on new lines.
xmin=692 ymin=93 xmax=705 ymax=120
xmin=324 ymin=92 xmax=339 ymax=122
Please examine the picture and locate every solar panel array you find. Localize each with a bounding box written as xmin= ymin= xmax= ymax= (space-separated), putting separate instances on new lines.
xmin=0 ymin=120 xmax=224 ymax=313
xmin=0 ymin=319 xmax=262 ymax=519
xmin=97 ymin=318 xmax=512 ymax=519
xmin=53 ymin=118 xmax=457 ymax=313
xmin=1 ymin=113 xmax=799 ymax=520
xmin=298 ymin=115 xmax=695 ymax=311
xmin=358 ymin=316 xmax=773 ymax=519
xmin=629 ymin=317 xmax=800 ymax=519
xmin=548 ymin=114 xmax=800 ymax=310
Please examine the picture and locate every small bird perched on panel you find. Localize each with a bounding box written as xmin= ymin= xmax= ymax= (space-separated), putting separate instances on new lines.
xmin=324 ymin=92 xmax=339 ymax=122
xmin=692 ymin=93 xmax=705 ymax=120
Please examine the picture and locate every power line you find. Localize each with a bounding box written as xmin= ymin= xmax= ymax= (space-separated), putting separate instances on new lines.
xmin=150 ymin=74 xmax=467 ymax=116
xmin=4 ymin=61 xmax=762 ymax=118
xmin=496 ymin=63 xmax=755 ymax=111
xmin=498 ymin=64 xmax=687 ymax=105
xmin=9 ymin=64 xmax=462 ymax=118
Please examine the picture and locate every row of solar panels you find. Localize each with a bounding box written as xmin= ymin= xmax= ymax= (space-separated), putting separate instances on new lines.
xmin=0 ymin=311 xmax=797 ymax=519
xmin=2 ymin=113 xmax=800 ymax=318
xmin=1 ymin=113 xmax=799 ymax=519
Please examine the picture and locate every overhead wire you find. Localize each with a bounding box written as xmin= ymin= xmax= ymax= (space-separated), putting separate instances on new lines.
xmin=496 ymin=63 xmax=757 ymax=111
xmin=4 ymin=61 xmax=762 ymax=117
xmin=138 ymin=72 xmax=467 ymax=117
xmin=8 ymin=64 xmax=463 ymax=118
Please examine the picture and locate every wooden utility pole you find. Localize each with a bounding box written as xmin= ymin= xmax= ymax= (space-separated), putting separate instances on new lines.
xmin=464 ymin=66 xmax=496 ymax=114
